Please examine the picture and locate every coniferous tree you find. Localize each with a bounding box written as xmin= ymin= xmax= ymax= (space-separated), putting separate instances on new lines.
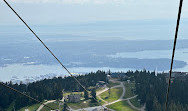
xmin=63 ymin=100 xmax=68 ymax=111
xmin=91 ymin=88 xmax=96 ymax=102
xmin=152 ymin=96 xmax=162 ymax=111
xmin=0 ymin=71 xmax=107 ymax=110
xmin=108 ymin=88 xmax=111 ymax=98
xmin=84 ymin=90 xmax=89 ymax=100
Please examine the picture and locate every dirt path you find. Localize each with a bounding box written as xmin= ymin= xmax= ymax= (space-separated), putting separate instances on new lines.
xmin=101 ymin=80 xmax=145 ymax=111
xmin=96 ymin=86 xmax=109 ymax=96
xmin=104 ymin=95 xmax=138 ymax=106
xmin=38 ymin=79 xmax=145 ymax=111
xmin=127 ymin=100 xmax=145 ymax=111
xmin=96 ymin=81 xmax=124 ymax=104
xmin=119 ymin=82 xmax=125 ymax=99
xmin=36 ymin=100 xmax=56 ymax=111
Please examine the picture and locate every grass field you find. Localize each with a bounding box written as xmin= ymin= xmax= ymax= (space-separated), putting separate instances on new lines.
xmin=124 ymin=82 xmax=141 ymax=108
xmin=107 ymin=100 xmax=136 ymax=111
xmin=108 ymin=81 xmax=120 ymax=87
xmin=18 ymin=104 xmax=40 ymax=111
xmin=130 ymin=97 xmax=141 ymax=108
xmin=97 ymin=97 xmax=106 ymax=105
xmin=96 ymin=87 xmax=105 ymax=92
xmin=124 ymin=83 xmax=135 ymax=98
xmin=100 ymin=87 xmax=123 ymax=103
xmin=68 ymin=100 xmax=89 ymax=110
xmin=40 ymin=102 xmax=63 ymax=111
xmin=67 ymin=99 xmax=94 ymax=110
xmin=67 ymin=99 xmax=103 ymax=110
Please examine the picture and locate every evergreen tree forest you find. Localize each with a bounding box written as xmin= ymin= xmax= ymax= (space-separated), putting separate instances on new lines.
xmin=118 ymin=70 xmax=188 ymax=111
xmin=0 ymin=70 xmax=107 ymax=110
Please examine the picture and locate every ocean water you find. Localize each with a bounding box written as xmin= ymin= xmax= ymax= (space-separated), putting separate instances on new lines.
xmin=108 ymin=48 xmax=188 ymax=72
xmin=1 ymin=20 xmax=188 ymax=82
xmin=0 ymin=64 xmax=134 ymax=82
xmin=0 ymin=48 xmax=188 ymax=82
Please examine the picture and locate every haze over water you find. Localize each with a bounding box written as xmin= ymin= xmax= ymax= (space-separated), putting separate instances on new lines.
xmin=0 ymin=20 xmax=188 ymax=82
xmin=1 ymin=0 xmax=188 ymax=82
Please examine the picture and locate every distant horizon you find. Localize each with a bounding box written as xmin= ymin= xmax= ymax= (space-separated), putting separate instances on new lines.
xmin=1 ymin=0 xmax=188 ymax=25
xmin=1 ymin=0 xmax=188 ymax=82
xmin=0 ymin=18 xmax=188 ymax=26
xmin=1 ymin=19 xmax=188 ymax=40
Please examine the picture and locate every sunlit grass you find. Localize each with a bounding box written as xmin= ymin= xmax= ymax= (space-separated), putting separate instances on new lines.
xmin=18 ymin=103 xmax=41 ymax=111
xmin=40 ymin=102 xmax=63 ymax=111
xmin=100 ymin=87 xmax=123 ymax=103
xmin=107 ymin=100 xmax=135 ymax=111
xmin=108 ymin=81 xmax=120 ymax=87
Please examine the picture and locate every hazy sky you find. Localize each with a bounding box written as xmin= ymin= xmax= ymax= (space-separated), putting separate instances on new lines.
xmin=0 ymin=0 xmax=188 ymax=25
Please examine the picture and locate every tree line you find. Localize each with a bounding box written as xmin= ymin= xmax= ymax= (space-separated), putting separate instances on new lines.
xmin=0 ymin=70 xmax=107 ymax=110
xmin=118 ymin=70 xmax=188 ymax=111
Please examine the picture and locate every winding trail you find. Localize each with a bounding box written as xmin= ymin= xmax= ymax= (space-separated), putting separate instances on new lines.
xmin=36 ymin=98 xmax=64 ymax=111
xmin=37 ymin=79 xmax=145 ymax=111
xmin=100 ymin=79 xmax=145 ymax=111
xmin=76 ymin=80 xmax=143 ymax=111
xmin=127 ymin=100 xmax=145 ymax=111
xmin=96 ymin=86 xmax=109 ymax=96
xmin=104 ymin=95 xmax=138 ymax=106
xmin=36 ymin=100 xmax=56 ymax=111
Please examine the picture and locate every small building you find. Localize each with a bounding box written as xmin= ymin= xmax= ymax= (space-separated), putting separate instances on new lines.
xmin=96 ymin=81 xmax=106 ymax=88
xmin=107 ymin=74 xmax=111 ymax=79
xmin=127 ymin=80 xmax=130 ymax=83
xmin=68 ymin=94 xmax=80 ymax=103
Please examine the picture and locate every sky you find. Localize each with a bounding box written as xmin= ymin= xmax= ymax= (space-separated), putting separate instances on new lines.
xmin=0 ymin=0 xmax=188 ymax=25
